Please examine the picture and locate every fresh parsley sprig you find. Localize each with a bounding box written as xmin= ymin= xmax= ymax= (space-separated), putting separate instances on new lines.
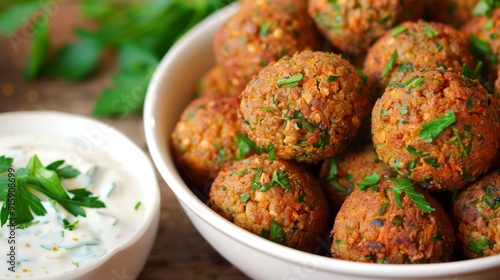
xmin=418 ymin=111 xmax=456 ymax=143
xmin=390 ymin=176 xmax=434 ymax=213
xmin=0 ymin=155 xmax=105 ymax=228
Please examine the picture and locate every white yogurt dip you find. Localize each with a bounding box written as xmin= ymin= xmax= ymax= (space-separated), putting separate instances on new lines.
xmin=0 ymin=134 xmax=145 ymax=279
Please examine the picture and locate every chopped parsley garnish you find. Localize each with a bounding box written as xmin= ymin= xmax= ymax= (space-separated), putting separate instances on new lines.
xmin=327 ymin=74 xmax=340 ymax=82
xmin=452 ymin=128 xmax=470 ymax=157
xmin=470 ymin=34 xmax=497 ymax=64
xmin=480 ymin=184 xmax=500 ymax=209
xmin=393 ymin=75 xmax=425 ymax=88
xmin=235 ymin=133 xmax=274 ymax=160
xmin=62 ymin=219 xmax=79 ymax=231
xmin=0 ymin=155 xmax=105 ymax=227
xmin=251 ymin=168 xmax=291 ymax=192
xmin=423 ymin=24 xmax=439 ymax=39
xmin=469 ymin=235 xmax=492 ymax=255
xmin=379 ymin=201 xmax=389 ymax=215
xmin=381 ymin=50 xmax=397 ymax=78
xmin=259 ymin=22 xmax=272 ymax=37
xmin=240 ymin=193 xmax=251 ymax=203
xmin=272 ymin=170 xmax=291 ymax=190
xmin=134 ymin=201 xmax=141 ymax=210
xmin=406 ymin=146 xmax=429 ymax=157
xmin=287 ymin=111 xmax=316 ymax=133
xmin=357 ymin=172 xmax=380 ymax=191
xmin=391 ymin=176 xmax=434 ymax=213
xmin=326 ymin=157 xmax=348 ymax=193
xmin=473 ymin=0 xmax=500 ymax=17
xmin=269 ymin=220 xmax=285 ymax=243
xmin=277 ymin=73 xmax=304 ymax=88
xmin=391 ymin=26 xmax=407 ymax=37
xmin=418 ymin=111 xmax=456 ymax=143
xmin=264 ymin=145 xmax=276 ymax=160
xmin=423 ymin=156 xmax=442 ymax=168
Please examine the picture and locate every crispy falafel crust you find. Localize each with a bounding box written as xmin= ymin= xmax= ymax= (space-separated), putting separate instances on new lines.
xmin=240 ymin=50 xmax=371 ymax=164
xmin=452 ymin=170 xmax=500 ymax=259
xmin=207 ymin=155 xmax=329 ymax=252
xmin=319 ymin=143 xmax=395 ymax=215
xmin=308 ymin=0 xmax=424 ymax=55
xmin=363 ymin=20 xmax=476 ymax=95
xmin=214 ymin=0 xmax=319 ymax=91
xmin=171 ymin=94 xmax=243 ymax=190
xmin=331 ymin=178 xmax=455 ymax=263
xmin=371 ymin=68 xmax=500 ymax=191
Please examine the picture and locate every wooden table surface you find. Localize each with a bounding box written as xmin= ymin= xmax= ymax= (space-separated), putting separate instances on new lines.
xmin=0 ymin=3 xmax=249 ymax=279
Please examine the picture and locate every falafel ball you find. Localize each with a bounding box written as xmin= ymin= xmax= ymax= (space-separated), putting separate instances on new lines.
xmin=240 ymin=50 xmax=371 ymax=164
xmin=171 ymin=94 xmax=243 ymax=190
xmin=319 ymin=142 xmax=395 ymax=214
xmin=194 ymin=65 xmax=242 ymax=97
xmin=308 ymin=0 xmax=424 ymax=55
xmin=452 ymin=170 xmax=500 ymax=258
xmin=331 ymin=176 xmax=455 ymax=263
xmin=461 ymin=8 xmax=500 ymax=80
xmin=363 ymin=20 xmax=476 ymax=95
xmin=425 ymin=0 xmax=479 ymax=28
xmin=207 ymin=154 xmax=329 ymax=252
xmin=371 ymin=68 xmax=500 ymax=191
xmin=214 ymin=0 xmax=320 ymax=92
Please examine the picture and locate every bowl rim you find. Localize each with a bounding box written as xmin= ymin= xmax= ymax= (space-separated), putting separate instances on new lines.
xmin=0 ymin=110 xmax=161 ymax=279
xmin=143 ymin=2 xmax=500 ymax=278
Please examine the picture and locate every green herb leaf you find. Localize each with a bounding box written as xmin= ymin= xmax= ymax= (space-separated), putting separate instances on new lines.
xmin=259 ymin=22 xmax=272 ymax=37
xmin=252 ymin=168 xmax=263 ymax=191
xmin=391 ymin=176 xmax=434 ymax=213
xmin=62 ymin=219 xmax=79 ymax=231
xmin=240 ymin=193 xmax=251 ymax=203
xmin=381 ymin=50 xmax=397 ymax=78
xmin=24 ymin=17 xmax=49 ymax=80
xmin=269 ymin=220 xmax=285 ymax=243
xmin=406 ymin=146 xmax=429 ymax=157
xmin=423 ymin=24 xmax=439 ymax=38
xmin=391 ymin=26 xmax=407 ymax=37
xmin=357 ymin=172 xmax=380 ymax=191
xmin=277 ymin=73 xmax=304 ymax=88
xmin=134 ymin=201 xmax=141 ymax=210
xmin=327 ymin=74 xmax=340 ymax=82
xmin=469 ymin=235 xmax=492 ymax=255
xmin=0 ymin=155 xmax=106 ymax=227
xmin=418 ymin=111 xmax=456 ymax=143
xmin=0 ymin=156 xmax=13 ymax=173
xmin=470 ymin=34 xmax=493 ymax=56
xmin=326 ymin=158 xmax=348 ymax=193
xmin=263 ymin=145 xmax=276 ymax=160
xmin=0 ymin=3 xmax=39 ymax=35
xmin=272 ymin=170 xmax=291 ymax=190
xmin=17 ymin=220 xmax=40 ymax=229
xmin=45 ymin=30 xmax=102 ymax=80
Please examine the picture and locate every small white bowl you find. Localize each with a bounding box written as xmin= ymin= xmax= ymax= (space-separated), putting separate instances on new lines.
xmin=0 ymin=111 xmax=160 ymax=280
xmin=144 ymin=3 xmax=500 ymax=280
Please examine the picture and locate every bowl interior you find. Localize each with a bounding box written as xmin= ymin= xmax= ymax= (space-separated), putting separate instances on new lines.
xmin=143 ymin=3 xmax=500 ymax=279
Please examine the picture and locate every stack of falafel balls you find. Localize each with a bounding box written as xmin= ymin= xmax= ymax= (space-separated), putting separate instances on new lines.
xmin=170 ymin=0 xmax=500 ymax=264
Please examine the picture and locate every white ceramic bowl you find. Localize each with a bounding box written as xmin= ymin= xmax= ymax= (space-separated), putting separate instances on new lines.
xmin=0 ymin=111 xmax=160 ymax=280
xmin=144 ymin=3 xmax=500 ymax=279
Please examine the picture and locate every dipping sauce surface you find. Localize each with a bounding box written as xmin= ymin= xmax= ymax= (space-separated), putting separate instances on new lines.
xmin=0 ymin=134 xmax=144 ymax=279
